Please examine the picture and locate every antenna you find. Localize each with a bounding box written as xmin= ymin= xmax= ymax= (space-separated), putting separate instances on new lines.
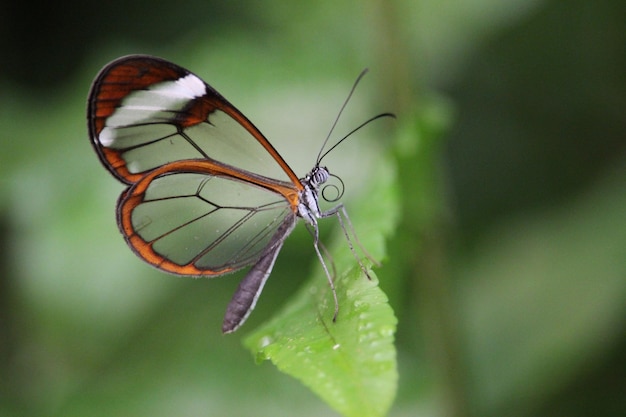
xmin=317 ymin=112 xmax=395 ymax=164
xmin=315 ymin=69 xmax=395 ymax=165
xmin=316 ymin=69 xmax=369 ymax=165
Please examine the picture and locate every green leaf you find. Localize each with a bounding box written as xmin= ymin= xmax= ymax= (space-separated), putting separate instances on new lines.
xmin=246 ymin=266 xmax=397 ymax=417
xmin=244 ymin=155 xmax=399 ymax=417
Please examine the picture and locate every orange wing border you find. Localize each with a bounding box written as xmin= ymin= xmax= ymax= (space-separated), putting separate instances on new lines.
xmin=117 ymin=159 xmax=301 ymax=276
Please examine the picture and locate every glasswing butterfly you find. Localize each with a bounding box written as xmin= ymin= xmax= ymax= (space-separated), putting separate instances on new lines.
xmin=87 ymin=55 xmax=391 ymax=333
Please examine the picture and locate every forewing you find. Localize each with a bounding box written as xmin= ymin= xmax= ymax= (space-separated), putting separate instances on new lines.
xmin=87 ymin=55 xmax=300 ymax=187
xmin=118 ymin=165 xmax=297 ymax=276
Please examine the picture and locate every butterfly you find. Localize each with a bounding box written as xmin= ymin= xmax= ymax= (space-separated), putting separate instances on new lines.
xmin=87 ymin=55 xmax=391 ymax=333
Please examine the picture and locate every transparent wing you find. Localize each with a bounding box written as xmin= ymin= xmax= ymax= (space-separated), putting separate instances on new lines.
xmin=87 ymin=55 xmax=301 ymax=188
xmin=118 ymin=164 xmax=298 ymax=276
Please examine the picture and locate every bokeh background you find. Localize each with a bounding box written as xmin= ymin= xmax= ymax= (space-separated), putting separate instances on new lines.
xmin=1 ymin=0 xmax=624 ymax=416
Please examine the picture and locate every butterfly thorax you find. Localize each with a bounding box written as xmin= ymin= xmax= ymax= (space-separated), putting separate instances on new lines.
xmin=297 ymin=166 xmax=329 ymax=225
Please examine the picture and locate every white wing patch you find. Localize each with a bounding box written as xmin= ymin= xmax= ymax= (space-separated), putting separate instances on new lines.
xmin=171 ymin=73 xmax=207 ymax=99
xmin=100 ymin=74 xmax=206 ymax=146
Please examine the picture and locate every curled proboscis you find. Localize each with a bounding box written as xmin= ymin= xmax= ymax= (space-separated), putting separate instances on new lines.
xmin=321 ymin=173 xmax=345 ymax=202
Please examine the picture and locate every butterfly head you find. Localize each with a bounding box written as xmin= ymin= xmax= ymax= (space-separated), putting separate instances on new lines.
xmin=301 ymin=165 xmax=345 ymax=205
xmin=307 ymin=165 xmax=330 ymax=189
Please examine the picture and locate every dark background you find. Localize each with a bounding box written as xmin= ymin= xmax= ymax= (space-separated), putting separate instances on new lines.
xmin=1 ymin=0 xmax=624 ymax=416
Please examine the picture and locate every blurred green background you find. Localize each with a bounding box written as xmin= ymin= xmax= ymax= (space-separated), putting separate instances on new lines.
xmin=1 ymin=0 xmax=624 ymax=416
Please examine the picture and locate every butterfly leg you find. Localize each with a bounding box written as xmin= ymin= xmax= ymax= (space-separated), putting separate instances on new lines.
xmin=336 ymin=204 xmax=380 ymax=268
xmin=322 ymin=204 xmax=378 ymax=280
xmin=310 ymin=222 xmax=340 ymax=322
xmin=304 ymin=223 xmax=338 ymax=280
